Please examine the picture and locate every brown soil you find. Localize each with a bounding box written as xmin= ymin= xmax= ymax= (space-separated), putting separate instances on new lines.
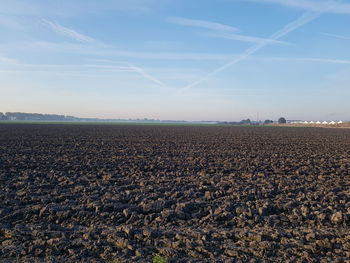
xmin=0 ymin=124 xmax=349 ymax=262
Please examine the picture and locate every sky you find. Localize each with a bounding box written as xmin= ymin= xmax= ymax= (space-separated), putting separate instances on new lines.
xmin=0 ymin=0 xmax=350 ymax=121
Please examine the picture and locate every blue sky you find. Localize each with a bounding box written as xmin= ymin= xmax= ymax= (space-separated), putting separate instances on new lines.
xmin=0 ymin=0 xmax=349 ymax=121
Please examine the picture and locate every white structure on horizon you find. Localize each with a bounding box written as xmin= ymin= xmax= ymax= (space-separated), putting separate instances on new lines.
xmin=292 ymin=120 xmax=346 ymax=125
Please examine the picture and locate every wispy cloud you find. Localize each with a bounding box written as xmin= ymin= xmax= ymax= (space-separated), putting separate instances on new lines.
xmin=0 ymin=62 xmax=130 ymax=72
xmin=0 ymin=41 xmax=237 ymax=61
xmin=97 ymin=62 xmax=166 ymax=86
xmin=170 ymin=16 xmax=290 ymax=45
xmin=0 ymin=15 xmax=24 ymax=30
xmin=181 ymin=10 xmax=323 ymax=91
xmin=169 ymin=16 xmax=238 ymax=32
xmin=129 ymin=65 xmax=165 ymax=87
xmin=293 ymin=58 xmax=350 ymax=64
xmin=202 ymin=32 xmax=290 ymax=45
xmin=249 ymin=0 xmax=350 ymax=14
xmin=106 ymin=50 xmax=235 ymax=61
xmin=41 ymin=19 xmax=95 ymax=43
xmin=0 ymin=55 xmax=17 ymax=64
xmin=321 ymin=32 xmax=350 ymax=40
xmin=0 ymin=58 xmax=165 ymax=87
xmin=85 ymin=64 xmax=165 ymax=86
xmin=38 ymin=19 xmax=164 ymax=86
xmin=269 ymin=56 xmax=350 ymax=64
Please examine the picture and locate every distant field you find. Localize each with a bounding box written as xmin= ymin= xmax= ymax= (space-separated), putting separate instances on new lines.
xmin=268 ymin=122 xmax=350 ymax=129
xmin=0 ymin=125 xmax=349 ymax=262
xmin=0 ymin=120 xmax=220 ymax=126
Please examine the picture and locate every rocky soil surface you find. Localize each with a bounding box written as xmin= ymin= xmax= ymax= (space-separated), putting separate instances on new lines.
xmin=0 ymin=124 xmax=349 ymax=262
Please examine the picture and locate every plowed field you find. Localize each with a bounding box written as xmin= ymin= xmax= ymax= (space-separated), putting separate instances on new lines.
xmin=0 ymin=124 xmax=349 ymax=262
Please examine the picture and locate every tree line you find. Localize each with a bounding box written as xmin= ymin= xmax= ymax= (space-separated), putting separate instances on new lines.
xmin=0 ymin=112 xmax=76 ymax=121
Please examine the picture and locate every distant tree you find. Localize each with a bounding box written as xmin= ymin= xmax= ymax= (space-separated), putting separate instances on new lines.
xmin=264 ymin=119 xmax=273 ymax=124
xmin=3 ymin=112 xmax=69 ymax=121
xmin=240 ymin=118 xmax=251 ymax=125
xmin=278 ymin=117 xmax=287 ymax=124
xmin=0 ymin=112 xmax=7 ymax=120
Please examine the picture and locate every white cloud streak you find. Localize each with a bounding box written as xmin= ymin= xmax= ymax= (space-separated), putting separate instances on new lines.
xmin=0 ymin=59 xmax=165 ymax=87
xmin=169 ymin=16 xmax=238 ymax=32
xmin=299 ymin=58 xmax=350 ymax=64
xmin=269 ymin=57 xmax=350 ymax=64
xmin=86 ymin=64 xmax=165 ymax=86
xmin=202 ymin=32 xmax=290 ymax=45
xmin=106 ymin=50 xmax=234 ymax=61
xmin=181 ymin=10 xmax=323 ymax=91
xmin=38 ymin=19 xmax=164 ymax=86
xmin=42 ymin=19 xmax=95 ymax=43
xmin=96 ymin=63 xmax=166 ymax=86
xmin=129 ymin=65 xmax=165 ymax=86
xmin=249 ymin=0 xmax=350 ymax=14
xmin=169 ymin=16 xmax=289 ymax=45
xmin=0 ymin=41 xmax=238 ymax=60
xmin=0 ymin=63 xmax=131 ymax=72
xmin=321 ymin=32 xmax=350 ymax=40
xmin=0 ymin=55 xmax=17 ymax=64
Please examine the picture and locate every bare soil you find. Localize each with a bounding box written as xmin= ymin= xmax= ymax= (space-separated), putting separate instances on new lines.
xmin=0 ymin=124 xmax=349 ymax=262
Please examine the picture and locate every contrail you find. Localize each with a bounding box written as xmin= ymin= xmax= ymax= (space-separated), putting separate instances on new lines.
xmin=276 ymin=57 xmax=350 ymax=64
xmin=321 ymin=32 xmax=350 ymax=40
xmin=87 ymin=60 xmax=166 ymax=87
xmin=41 ymin=19 xmax=95 ymax=43
xmin=180 ymin=11 xmax=323 ymax=92
xmin=129 ymin=65 xmax=165 ymax=87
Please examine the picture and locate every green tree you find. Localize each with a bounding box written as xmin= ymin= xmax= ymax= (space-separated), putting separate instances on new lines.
xmin=278 ymin=117 xmax=287 ymax=124
xmin=0 ymin=112 xmax=8 ymax=120
xmin=240 ymin=118 xmax=251 ymax=125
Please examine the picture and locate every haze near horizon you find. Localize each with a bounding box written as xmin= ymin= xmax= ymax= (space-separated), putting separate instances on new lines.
xmin=0 ymin=0 xmax=349 ymax=121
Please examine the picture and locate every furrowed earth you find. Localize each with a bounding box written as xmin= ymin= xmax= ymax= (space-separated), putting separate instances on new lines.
xmin=0 ymin=124 xmax=349 ymax=262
